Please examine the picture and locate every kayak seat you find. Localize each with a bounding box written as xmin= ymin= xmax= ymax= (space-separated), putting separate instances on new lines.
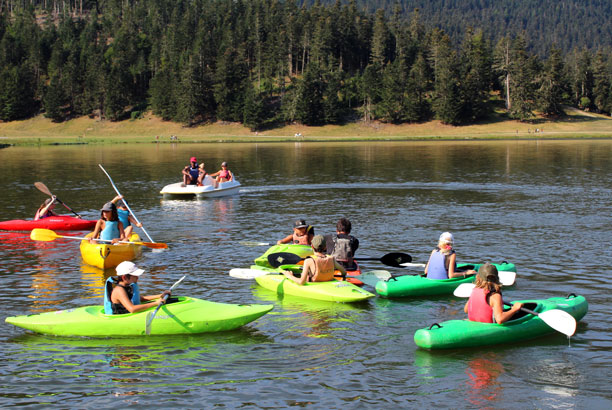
xmin=502 ymin=302 xmax=538 ymax=322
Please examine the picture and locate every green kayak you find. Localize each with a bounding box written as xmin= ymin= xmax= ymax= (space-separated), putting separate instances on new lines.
xmin=254 ymin=244 xmax=313 ymax=268
xmin=5 ymin=297 xmax=273 ymax=337
xmin=414 ymin=294 xmax=588 ymax=349
xmin=253 ymin=270 xmax=374 ymax=302
xmin=376 ymin=262 xmax=516 ymax=298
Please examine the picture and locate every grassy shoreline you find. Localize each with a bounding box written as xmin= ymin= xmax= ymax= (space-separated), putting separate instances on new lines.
xmin=1 ymin=108 xmax=611 ymax=146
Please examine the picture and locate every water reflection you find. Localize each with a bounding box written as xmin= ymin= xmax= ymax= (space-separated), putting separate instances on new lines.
xmin=465 ymin=355 xmax=504 ymax=409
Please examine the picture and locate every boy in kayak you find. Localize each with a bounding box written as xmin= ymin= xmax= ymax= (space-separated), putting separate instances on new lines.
xmin=34 ymin=196 xmax=59 ymax=220
xmin=464 ymin=263 xmax=522 ymax=323
xmin=111 ymin=195 xmax=142 ymax=238
xmin=209 ymin=161 xmax=233 ymax=188
xmin=105 ymin=261 xmax=171 ymax=314
xmin=424 ymin=232 xmax=474 ymax=279
xmin=89 ymin=202 xmax=125 ymax=244
xmin=324 ymin=218 xmax=359 ymax=271
xmin=182 ymin=157 xmax=200 ymax=186
xmin=277 ymin=219 xmax=315 ymax=245
xmin=282 ymin=235 xmax=346 ymax=285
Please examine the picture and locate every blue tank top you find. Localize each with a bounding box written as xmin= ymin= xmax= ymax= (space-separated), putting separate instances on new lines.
xmin=100 ymin=220 xmax=120 ymax=241
xmin=117 ymin=209 xmax=130 ymax=227
xmin=104 ymin=277 xmax=141 ymax=315
xmin=189 ymin=166 xmax=199 ymax=180
xmin=427 ymin=249 xmax=455 ymax=279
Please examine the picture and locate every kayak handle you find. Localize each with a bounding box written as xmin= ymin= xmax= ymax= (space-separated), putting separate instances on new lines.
xmin=566 ymin=293 xmax=577 ymax=299
xmin=427 ymin=323 xmax=442 ymax=330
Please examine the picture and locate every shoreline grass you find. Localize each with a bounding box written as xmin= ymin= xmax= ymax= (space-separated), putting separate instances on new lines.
xmin=1 ymin=108 xmax=611 ymax=146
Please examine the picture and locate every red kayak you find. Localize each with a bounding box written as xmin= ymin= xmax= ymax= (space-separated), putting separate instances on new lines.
xmin=0 ymin=216 xmax=96 ymax=231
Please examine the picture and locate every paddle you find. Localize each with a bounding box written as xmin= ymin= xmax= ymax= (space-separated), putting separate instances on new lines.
xmin=145 ymin=275 xmax=186 ymax=335
xmin=239 ymin=241 xmax=273 ymax=246
xmin=267 ymin=251 xmax=412 ymax=269
xmin=98 ymin=164 xmax=155 ymax=244
xmin=453 ymin=283 xmax=577 ymax=337
xmin=34 ymin=182 xmax=82 ymax=218
xmin=401 ymin=262 xmax=427 ymax=268
xmin=229 ymin=268 xmax=390 ymax=287
xmin=389 ymin=267 xmax=516 ymax=286
xmin=30 ymin=228 xmax=168 ymax=249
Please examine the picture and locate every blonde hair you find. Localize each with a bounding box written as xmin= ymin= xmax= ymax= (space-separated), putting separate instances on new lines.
xmin=474 ymin=275 xmax=502 ymax=293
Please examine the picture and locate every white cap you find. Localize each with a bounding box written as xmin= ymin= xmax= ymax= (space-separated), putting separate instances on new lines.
xmin=116 ymin=261 xmax=145 ymax=277
xmin=439 ymin=232 xmax=454 ymax=244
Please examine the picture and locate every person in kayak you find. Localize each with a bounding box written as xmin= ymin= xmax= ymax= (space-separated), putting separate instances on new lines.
xmin=34 ymin=196 xmax=59 ymax=220
xmin=89 ymin=201 xmax=125 ymax=244
xmin=110 ymin=195 xmax=142 ymax=238
xmin=424 ymin=232 xmax=474 ymax=279
xmin=282 ymin=235 xmax=346 ymax=285
xmin=182 ymin=156 xmax=200 ymax=186
xmin=277 ymin=219 xmax=315 ymax=245
xmin=104 ymin=261 xmax=171 ymax=314
xmin=324 ymin=218 xmax=359 ymax=271
xmin=209 ymin=161 xmax=233 ymax=188
xmin=464 ymin=263 xmax=522 ymax=323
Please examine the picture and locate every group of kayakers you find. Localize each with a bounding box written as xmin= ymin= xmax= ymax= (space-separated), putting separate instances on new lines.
xmin=182 ymin=157 xmax=233 ymax=188
xmin=275 ymin=218 xmax=518 ymax=325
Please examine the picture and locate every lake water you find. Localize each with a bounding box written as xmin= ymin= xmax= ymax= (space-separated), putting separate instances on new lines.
xmin=0 ymin=140 xmax=611 ymax=408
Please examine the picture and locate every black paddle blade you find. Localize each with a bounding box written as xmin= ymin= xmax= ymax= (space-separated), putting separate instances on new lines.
xmin=267 ymin=252 xmax=303 ymax=268
xmin=379 ymin=252 xmax=412 ymax=267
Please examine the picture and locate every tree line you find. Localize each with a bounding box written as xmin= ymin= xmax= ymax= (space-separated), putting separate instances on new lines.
xmin=0 ymin=0 xmax=611 ymax=130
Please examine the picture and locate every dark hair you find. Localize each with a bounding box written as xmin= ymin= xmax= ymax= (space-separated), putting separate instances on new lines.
xmin=337 ymin=218 xmax=352 ymax=233
xmin=101 ymin=204 xmax=119 ymax=221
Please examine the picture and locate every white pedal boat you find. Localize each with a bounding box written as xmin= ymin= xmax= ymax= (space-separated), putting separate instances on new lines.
xmin=160 ymin=176 xmax=241 ymax=199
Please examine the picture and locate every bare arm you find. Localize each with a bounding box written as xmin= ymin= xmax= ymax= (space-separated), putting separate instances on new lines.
xmin=282 ymin=268 xmax=307 ymax=285
xmin=448 ymin=253 xmax=465 ymax=278
xmin=277 ymin=234 xmax=293 ymax=244
xmin=112 ymin=287 xmax=162 ymax=313
xmin=89 ymin=220 xmax=104 ymax=243
xmin=490 ymin=293 xmax=523 ymax=324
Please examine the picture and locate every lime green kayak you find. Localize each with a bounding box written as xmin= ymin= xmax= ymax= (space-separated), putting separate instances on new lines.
xmin=254 ymin=244 xmax=313 ymax=268
xmin=414 ymin=294 xmax=588 ymax=349
xmin=376 ymin=262 xmax=516 ymax=298
xmin=5 ymin=297 xmax=273 ymax=337
xmin=253 ymin=271 xmax=374 ymax=302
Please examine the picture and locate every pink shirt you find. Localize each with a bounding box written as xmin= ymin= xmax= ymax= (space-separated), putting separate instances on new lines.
xmin=468 ymin=287 xmax=494 ymax=323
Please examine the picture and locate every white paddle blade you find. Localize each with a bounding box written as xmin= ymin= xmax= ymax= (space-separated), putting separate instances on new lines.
xmin=239 ymin=241 xmax=271 ymax=246
xmin=401 ymin=262 xmax=426 ymax=268
xmin=454 ymin=283 xmax=476 ymax=298
xmin=363 ymin=270 xmax=392 ymax=280
xmin=538 ymin=309 xmax=577 ymax=337
xmin=498 ymin=271 xmax=517 ymax=286
xmin=229 ymin=268 xmax=270 ymax=279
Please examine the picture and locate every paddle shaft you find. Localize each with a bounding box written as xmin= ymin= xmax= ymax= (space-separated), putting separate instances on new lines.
xmin=145 ymin=275 xmax=186 ymax=334
xmin=31 ymin=228 xmax=166 ymax=249
xmin=34 ymin=182 xmax=82 ymax=218
xmin=98 ymin=164 xmax=155 ymax=243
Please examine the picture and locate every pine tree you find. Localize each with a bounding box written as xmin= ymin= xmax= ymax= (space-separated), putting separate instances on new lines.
xmin=376 ymin=59 xmax=406 ymax=123
xmin=592 ymin=51 xmax=611 ymax=114
xmin=294 ymin=63 xmax=325 ymax=125
xmin=508 ymin=36 xmax=535 ymax=121
xmin=243 ymin=84 xmax=266 ymax=131
xmin=459 ymin=28 xmax=492 ymax=122
xmin=538 ymin=46 xmax=566 ymax=117
xmin=431 ymin=34 xmax=461 ymax=125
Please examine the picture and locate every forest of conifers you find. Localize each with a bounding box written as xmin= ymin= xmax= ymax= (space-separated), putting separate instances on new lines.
xmin=0 ymin=0 xmax=611 ymax=130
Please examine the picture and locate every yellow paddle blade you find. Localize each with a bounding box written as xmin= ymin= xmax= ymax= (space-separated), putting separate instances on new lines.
xmin=30 ymin=228 xmax=59 ymax=242
xmin=134 ymin=241 xmax=168 ymax=249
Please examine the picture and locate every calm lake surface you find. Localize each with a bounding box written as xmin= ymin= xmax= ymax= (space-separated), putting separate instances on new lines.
xmin=0 ymin=140 xmax=610 ymax=408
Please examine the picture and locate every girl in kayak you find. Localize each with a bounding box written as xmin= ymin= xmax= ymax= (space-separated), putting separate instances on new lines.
xmin=209 ymin=161 xmax=233 ymax=187
xmin=111 ymin=195 xmax=142 ymax=238
xmin=282 ymin=235 xmax=346 ymax=285
xmin=105 ymin=261 xmax=171 ymax=314
xmin=464 ymin=263 xmax=523 ymax=323
xmin=277 ymin=219 xmax=315 ymax=245
xmin=34 ymin=196 xmax=58 ymax=220
xmin=89 ymin=202 xmax=125 ymax=244
xmin=424 ymin=232 xmax=474 ymax=279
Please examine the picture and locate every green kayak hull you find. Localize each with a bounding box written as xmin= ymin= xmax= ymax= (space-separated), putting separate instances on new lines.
xmin=254 ymin=244 xmax=313 ymax=268
xmin=5 ymin=297 xmax=273 ymax=337
xmin=252 ymin=267 xmax=374 ymax=302
xmin=414 ymin=294 xmax=588 ymax=349
xmin=376 ymin=262 xmax=516 ymax=298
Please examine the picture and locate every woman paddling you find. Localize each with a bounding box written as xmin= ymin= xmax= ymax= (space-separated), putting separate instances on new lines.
xmin=424 ymin=232 xmax=475 ymax=279
xmin=34 ymin=196 xmax=59 ymax=220
xmin=104 ymin=261 xmax=171 ymax=314
xmin=89 ymin=202 xmax=125 ymax=244
xmin=464 ymin=263 xmax=522 ymax=324
xmin=282 ymin=235 xmax=346 ymax=285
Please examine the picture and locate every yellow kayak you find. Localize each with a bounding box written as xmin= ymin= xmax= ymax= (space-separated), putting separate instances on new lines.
xmin=80 ymin=232 xmax=142 ymax=269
